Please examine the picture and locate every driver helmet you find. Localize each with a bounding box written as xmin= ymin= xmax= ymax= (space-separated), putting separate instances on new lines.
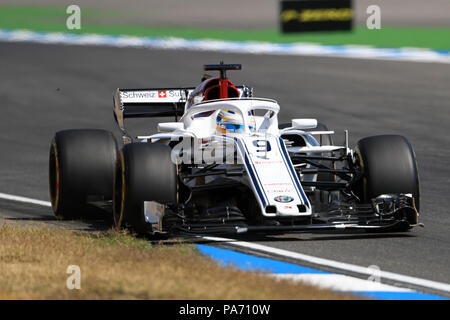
xmin=216 ymin=109 xmax=255 ymax=134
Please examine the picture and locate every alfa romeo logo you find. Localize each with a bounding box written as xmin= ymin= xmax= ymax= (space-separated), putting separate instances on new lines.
xmin=274 ymin=195 xmax=294 ymax=203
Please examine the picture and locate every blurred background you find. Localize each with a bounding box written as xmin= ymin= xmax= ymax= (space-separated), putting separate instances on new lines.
xmin=0 ymin=0 xmax=449 ymax=49
xmin=1 ymin=0 xmax=449 ymax=28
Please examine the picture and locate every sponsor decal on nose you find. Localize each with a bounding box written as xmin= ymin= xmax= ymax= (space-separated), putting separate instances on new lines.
xmin=274 ymin=195 xmax=294 ymax=203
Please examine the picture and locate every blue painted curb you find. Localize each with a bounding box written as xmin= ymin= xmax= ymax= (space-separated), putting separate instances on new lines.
xmin=196 ymin=244 xmax=448 ymax=300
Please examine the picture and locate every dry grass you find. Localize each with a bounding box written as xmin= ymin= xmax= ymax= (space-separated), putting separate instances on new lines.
xmin=0 ymin=224 xmax=356 ymax=300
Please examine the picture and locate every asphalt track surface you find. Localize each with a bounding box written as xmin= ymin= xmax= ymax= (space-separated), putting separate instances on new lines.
xmin=0 ymin=41 xmax=449 ymax=291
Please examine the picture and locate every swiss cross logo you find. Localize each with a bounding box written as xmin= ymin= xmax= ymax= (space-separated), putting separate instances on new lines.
xmin=158 ymin=90 xmax=167 ymax=98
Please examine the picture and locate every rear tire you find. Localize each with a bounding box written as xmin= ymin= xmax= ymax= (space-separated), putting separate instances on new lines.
xmin=49 ymin=129 xmax=118 ymax=220
xmin=353 ymin=135 xmax=420 ymax=212
xmin=113 ymin=143 xmax=178 ymax=235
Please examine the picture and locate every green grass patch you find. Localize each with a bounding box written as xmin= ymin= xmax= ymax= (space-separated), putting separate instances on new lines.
xmin=1 ymin=5 xmax=449 ymax=50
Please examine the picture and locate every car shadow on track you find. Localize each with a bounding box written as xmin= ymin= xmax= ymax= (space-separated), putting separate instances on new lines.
xmin=0 ymin=199 xmax=112 ymax=232
xmin=146 ymin=230 xmax=415 ymax=246
xmin=186 ymin=230 xmax=415 ymax=245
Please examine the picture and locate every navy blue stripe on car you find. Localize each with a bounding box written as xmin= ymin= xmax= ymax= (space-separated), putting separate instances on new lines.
xmin=277 ymin=137 xmax=310 ymax=208
xmin=235 ymin=138 xmax=268 ymax=208
xmin=240 ymin=139 xmax=269 ymax=207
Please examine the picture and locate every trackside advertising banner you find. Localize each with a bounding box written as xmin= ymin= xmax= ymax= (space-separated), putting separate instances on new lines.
xmin=280 ymin=0 xmax=353 ymax=32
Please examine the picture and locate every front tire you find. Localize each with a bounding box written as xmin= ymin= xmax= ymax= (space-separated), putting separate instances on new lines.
xmin=353 ymin=135 xmax=420 ymax=212
xmin=113 ymin=143 xmax=178 ymax=235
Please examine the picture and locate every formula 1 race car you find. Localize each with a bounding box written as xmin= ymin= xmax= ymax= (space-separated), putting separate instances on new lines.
xmin=49 ymin=63 xmax=421 ymax=236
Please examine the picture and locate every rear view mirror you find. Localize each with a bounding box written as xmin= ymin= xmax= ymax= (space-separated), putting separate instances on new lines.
xmin=291 ymin=119 xmax=318 ymax=130
xmin=157 ymin=122 xmax=184 ymax=132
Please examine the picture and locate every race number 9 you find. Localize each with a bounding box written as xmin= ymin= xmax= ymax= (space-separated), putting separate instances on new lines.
xmin=253 ymin=140 xmax=271 ymax=153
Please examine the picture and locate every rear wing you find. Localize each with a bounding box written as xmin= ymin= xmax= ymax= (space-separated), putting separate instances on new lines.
xmin=113 ymin=87 xmax=192 ymax=123
xmin=113 ymin=86 xmax=251 ymax=140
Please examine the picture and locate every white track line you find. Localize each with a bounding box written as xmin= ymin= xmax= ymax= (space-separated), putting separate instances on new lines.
xmin=201 ymin=235 xmax=450 ymax=294
xmin=0 ymin=192 xmax=51 ymax=207
xmin=1 ymin=191 xmax=449 ymax=294
xmin=270 ymin=274 xmax=413 ymax=292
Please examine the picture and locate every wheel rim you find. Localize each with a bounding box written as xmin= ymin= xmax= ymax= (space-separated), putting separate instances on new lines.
xmin=49 ymin=140 xmax=60 ymax=213
xmin=113 ymin=151 xmax=126 ymax=229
